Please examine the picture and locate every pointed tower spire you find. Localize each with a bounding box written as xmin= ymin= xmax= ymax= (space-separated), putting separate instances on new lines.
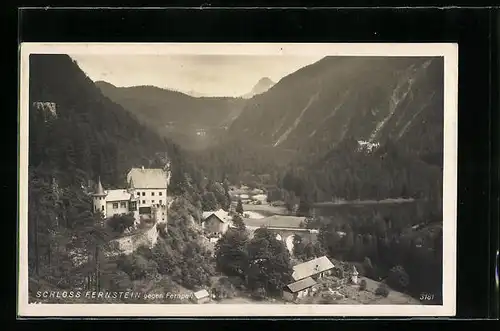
xmin=94 ymin=176 xmax=106 ymax=196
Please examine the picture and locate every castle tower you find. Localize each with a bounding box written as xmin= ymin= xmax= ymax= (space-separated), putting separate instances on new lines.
xmin=127 ymin=177 xmax=140 ymax=225
xmin=92 ymin=177 xmax=107 ymax=217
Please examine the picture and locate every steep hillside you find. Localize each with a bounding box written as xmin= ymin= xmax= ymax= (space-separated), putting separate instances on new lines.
xmin=96 ymin=81 xmax=247 ymax=150
xmin=30 ymin=55 xmax=172 ymax=188
xmin=28 ymin=54 xmax=218 ymax=302
xmin=227 ymin=56 xmax=444 ymax=166
xmin=243 ymin=77 xmax=275 ymax=99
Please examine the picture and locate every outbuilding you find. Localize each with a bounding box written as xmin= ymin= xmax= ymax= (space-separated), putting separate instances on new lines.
xmin=191 ymin=289 xmax=211 ymax=304
xmin=283 ymin=277 xmax=318 ymax=302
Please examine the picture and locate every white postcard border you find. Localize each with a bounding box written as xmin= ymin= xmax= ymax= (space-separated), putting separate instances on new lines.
xmin=18 ymin=43 xmax=458 ymax=317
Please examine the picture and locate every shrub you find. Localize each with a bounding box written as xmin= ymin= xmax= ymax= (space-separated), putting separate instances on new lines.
xmin=359 ymin=279 xmax=367 ymax=291
xmin=228 ymin=276 xmax=246 ymax=290
xmin=211 ymin=278 xmax=236 ymax=301
xmin=251 ymin=287 xmax=267 ymax=301
xmin=375 ymin=283 xmax=390 ymax=297
xmin=107 ymin=213 xmax=135 ymax=233
xmin=387 ymin=265 xmax=410 ymax=291
xmin=156 ymin=222 xmax=167 ymax=238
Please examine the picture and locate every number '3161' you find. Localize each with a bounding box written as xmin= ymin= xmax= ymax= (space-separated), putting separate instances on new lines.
xmin=420 ymin=293 xmax=434 ymax=301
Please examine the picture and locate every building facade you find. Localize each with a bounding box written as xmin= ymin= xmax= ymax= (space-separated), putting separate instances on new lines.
xmin=92 ymin=167 xmax=169 ymax=226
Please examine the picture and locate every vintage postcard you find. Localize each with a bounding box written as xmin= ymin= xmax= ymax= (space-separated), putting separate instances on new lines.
xmin=18 ymin=43 xmax=458 ymax=317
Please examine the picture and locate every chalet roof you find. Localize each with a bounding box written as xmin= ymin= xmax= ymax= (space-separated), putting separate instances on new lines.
xmin=127 ymin=168 xmax=168 ymax=189
xmin=292 ymin=256 xmax=335 ymax=281
xmin=202 ymin=209 xmax=231 ymax=223
xmin=193 ymin=289 xmax=210 ymax=300
xmin=286 ymin=277 xmax=317 ymax=293
xmin=105 ymin=189 xmax=132 ymax=202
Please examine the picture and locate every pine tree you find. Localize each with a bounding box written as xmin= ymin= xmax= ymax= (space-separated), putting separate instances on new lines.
xmin=236 ymin=199 xmax=244 ymax=214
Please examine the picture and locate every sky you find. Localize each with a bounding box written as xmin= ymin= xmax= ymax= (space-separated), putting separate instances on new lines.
xmin=69 ymin=54 xmax=323 ymax=97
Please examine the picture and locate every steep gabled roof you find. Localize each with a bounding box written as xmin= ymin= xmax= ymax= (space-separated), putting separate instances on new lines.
xmin=126 ymin=168 xmax=168 ymax=189
xmin=105 ymin=189 xmax=132 ymax=202
xmin=193 ymin=289 xmax=210 ymax=299
xmin=292 ymin=256 xmax=335 ymax=281
xmin=202 ymin=209 xmax=231 ymax=223
xmin=286 ymin=277 xmax=317 ymax=293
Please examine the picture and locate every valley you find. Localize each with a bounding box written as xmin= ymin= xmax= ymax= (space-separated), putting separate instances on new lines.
xmin=26 ymin=53 xmax=444 ymax=306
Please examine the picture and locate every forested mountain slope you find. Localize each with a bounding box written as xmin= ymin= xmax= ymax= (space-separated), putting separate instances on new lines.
xmin=30 ymin=55 xmax=173 ymax=188
xmin=190 ymin=57 xmax=444 ymax=203
xmin=96 ymin=81 xmax=246 ymax=150
xmin=227 ymin=56 xmax=444 ymax=167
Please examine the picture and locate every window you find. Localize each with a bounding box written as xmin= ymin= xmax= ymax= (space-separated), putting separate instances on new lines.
xmin=142 ymin=192 xmax=145 ymax=196
xmin=101 ymin=205 xmax=104 ymax=211
xmin=120 ymin=202 xmax=127 ymax=208
xmin=151 ymin=192 xmax=155 ymax=196
xmin=152 ymin=200 xmax=155 ymax=203
xmin=159 ymin=192 xmax=163 ymax=196
xmin=159 ymin=200 xmax=162 ymax=205
xmin=113 ymin=203 xmax=118 ymax=209
xmin=137 ymin=192 xmax=140 ymax=196
xmin=142 ymin=200 xmax=146 ymax=204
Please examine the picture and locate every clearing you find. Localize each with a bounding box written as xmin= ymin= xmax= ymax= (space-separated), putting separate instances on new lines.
xmin=300 ymin=276 xmax=421 ymax=305
xmin=241 ymin=203 xmax=289 ymax=217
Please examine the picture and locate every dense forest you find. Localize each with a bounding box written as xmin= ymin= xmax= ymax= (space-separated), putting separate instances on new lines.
xmin=292 ymin=204 xmax=443 ymax=303
xmin=279 ymin=137 xmax=443 ymax=206
xmin=214 ymin=222 xmax=294 ymax=299
xmin=95 ymin=81 xmax=247 ymax=150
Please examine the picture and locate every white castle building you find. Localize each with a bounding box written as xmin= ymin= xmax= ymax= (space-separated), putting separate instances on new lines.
xmin=93 ymin=166 xmax=170 ymax=226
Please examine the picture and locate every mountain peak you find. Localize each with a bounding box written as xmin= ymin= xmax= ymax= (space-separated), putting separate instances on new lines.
xmin=257 ymin=77 xmax=274 ymax=85
xmin=243 ymin=77 xmax=275 ymax=99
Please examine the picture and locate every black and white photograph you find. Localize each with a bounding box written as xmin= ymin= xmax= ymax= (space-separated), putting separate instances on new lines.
xmin=18 ymin=43 xmax=458 ymax=317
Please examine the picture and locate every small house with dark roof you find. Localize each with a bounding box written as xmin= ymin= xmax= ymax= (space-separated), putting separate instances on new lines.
xmin=283 ymin=277 xmax=318 ymax=302
xmin=201 ymin=209 xmax=231 ymax=237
